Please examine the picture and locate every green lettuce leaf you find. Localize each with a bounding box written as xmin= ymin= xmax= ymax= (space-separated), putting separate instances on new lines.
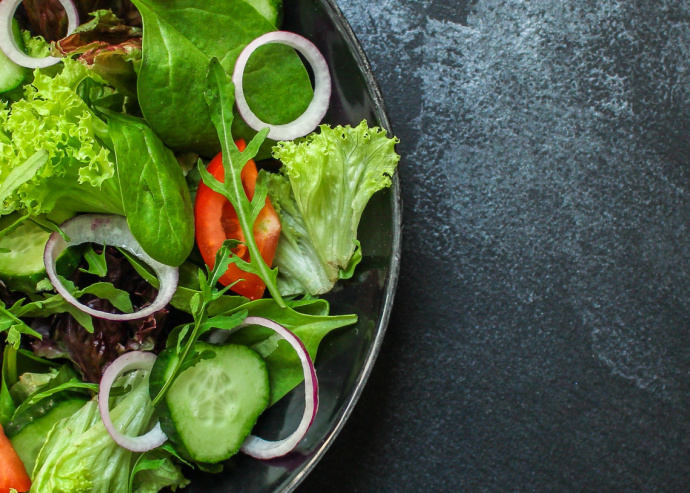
xmin=0 ymin=57 xmax=124 ymax=218
xmin=269 ymin=121 xmax=400 ymax=295
xmin=30 ymin=370 xmax=186 ymax=493
xmin=130 ymin=449 xmax=190 ymax=493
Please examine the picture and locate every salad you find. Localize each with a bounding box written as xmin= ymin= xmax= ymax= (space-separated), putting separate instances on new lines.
xmin=0 ymin=0 xmax=400 ymax=492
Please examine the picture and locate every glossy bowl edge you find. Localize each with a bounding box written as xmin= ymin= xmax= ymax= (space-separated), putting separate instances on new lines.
xmin=283 ymin=0 xmax=403 ymax=490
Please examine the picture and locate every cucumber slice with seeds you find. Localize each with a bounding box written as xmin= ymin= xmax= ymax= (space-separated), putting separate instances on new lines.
xmin=162 ymin=342 xmax=270 ymax=463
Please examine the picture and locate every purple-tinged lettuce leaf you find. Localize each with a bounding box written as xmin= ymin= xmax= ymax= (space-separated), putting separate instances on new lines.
xmin=20 ymin=0 xmax=141 ymax=41
xmin=29 ymin=248 xmax=168 ymax=383
xmin=54 ymin=10 xmax=142 ymax=96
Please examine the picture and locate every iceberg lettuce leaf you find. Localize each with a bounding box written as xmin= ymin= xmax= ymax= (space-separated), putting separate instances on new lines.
xmin=30 ymin=370 xmax=187 ymax=493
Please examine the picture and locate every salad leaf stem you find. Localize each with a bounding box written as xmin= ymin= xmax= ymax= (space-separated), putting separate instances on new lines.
xmin=150 ymin=241 xmax=245 ymax=407
xmin=202 ymin=58 xmax=284 ymax=307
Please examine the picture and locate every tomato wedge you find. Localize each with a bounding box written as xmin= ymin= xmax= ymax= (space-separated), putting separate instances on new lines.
xmin=0 ymin=424 xmax=31 ymax=493
xmin=194 ymin=140 xmax=281 ymax=300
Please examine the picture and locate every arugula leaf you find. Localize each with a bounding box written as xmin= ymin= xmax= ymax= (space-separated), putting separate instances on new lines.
xmin=79 ymin=244 xmax=108 ymax=277
xmin=79 ymin=282 xmax=134 ymax=314
xmin=202 ymin=58 xmax=283 ymax=305
xmin=150 ymin=240 xmax=246 ymax=406
xmin=108 ymin=112 xmax=195 ymax=267
xmin=8 ymin=277 xmax=135 ymax=334
xmin=0 ymin=301 xmax=42 ymax=348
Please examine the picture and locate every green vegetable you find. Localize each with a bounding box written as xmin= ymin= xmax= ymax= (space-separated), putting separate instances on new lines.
xmin=0 ymin=57 xmax=123 ymax=218
xmin=246 ymin=0 xmax=283 ymax=25
xmin=226 ymin=298 xmax=357 ymax=404
xmin=31 ymin=370 xmax=186 ymax=493
xmin=8 ymin=369 xmax=57 ymax=404
xmin=129 ymin=447 xmax=190 ymax=493
xmin=0 ymin=346 xmax=17 ymax=425
xmin=130 ymin=0 xmax=312 ymax=156
xmin=270 ymin=121 xmax=400 ymax=296
xmin=0 ymin=212 xmax=80 ymax=293
xmin=52 ymin=10 xmax=143 ymax=97
xmin=4 ymin=276 xmax=138 ymax=335
xmin=150 ymin=240 xmax=249 ymax=408
xmin=0 ymin=21 xmax=29 ymax=94
xmin=0 ymin=301 xmax=43 ymax=351
xmin=157 ymin=342 xmax=270 ymax=463
xmin=201 ymin=58 xmax=283 ymax=304
xmin=80 ymin=244 xmax=108 ymax=277
xmin=108 ymin=112 xmax=195 ymax=266
xmin=10 ymin=397 xmax=88 ymax=475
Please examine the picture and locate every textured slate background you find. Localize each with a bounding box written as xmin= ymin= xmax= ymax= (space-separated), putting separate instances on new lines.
xmin=301 ymin=0 xmax=690 ymax=491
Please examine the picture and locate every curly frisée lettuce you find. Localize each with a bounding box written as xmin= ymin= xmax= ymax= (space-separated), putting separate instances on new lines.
xmin=0 ymin=57 xmax=124 ymax=218
xmin=269 ymin=121 xmax=400 ymax=296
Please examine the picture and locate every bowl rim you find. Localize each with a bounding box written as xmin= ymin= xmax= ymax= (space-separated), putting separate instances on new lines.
xmin=282 ymin=0 xmax=403 ymax=490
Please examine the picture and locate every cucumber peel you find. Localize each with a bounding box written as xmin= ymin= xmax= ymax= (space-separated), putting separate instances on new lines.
xmin=0 ymin=213 xmax=81 ymax=293
xmin=0 ymin=20 xmax=29 ymax=94
xmin=150 ymin=343 xmax=270 ymax=464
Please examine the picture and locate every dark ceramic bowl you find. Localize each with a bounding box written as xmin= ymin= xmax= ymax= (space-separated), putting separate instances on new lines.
xmin=181 ymin=0 xmax=402 ymax=491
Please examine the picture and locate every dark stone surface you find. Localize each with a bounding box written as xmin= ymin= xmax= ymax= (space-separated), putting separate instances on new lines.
xmin=302 ymin=0 xmax=690 ymax=491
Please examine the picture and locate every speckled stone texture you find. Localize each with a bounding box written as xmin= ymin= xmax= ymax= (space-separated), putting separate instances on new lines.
xmin=301 ymin=0 xmax=690 ymax=491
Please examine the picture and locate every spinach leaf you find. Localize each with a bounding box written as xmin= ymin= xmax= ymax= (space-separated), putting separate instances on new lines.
xmin=130 ymin=0 xmax=312 ymax=156
xmin=108 ymin=112 xmax=194 ymax=267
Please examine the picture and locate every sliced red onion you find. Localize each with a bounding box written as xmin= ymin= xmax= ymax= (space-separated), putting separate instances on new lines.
xmin=233 ymin=31 xmax=332 ymax=141
xmin=0 ymin=0 xmax=78 ymax=68
xmin=44 ymin=214 xmax=179 ymax=321
xmin=99 ymin=351 xmax=168 ymax=452
xmin=239 ymin=316 xmax=319 ymax=460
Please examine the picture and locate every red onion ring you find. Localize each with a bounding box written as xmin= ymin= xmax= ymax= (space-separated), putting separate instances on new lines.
xmin=44 ymin=214 xmax=179 ymax=321
xmin=239 ymin=316 xmax=319 ymax=460
xmin=233 ymin=31 xmax=332 ymax=141
xmin=0 ymin=0 xmax=78 ymax=68
xmin=99 ymin=351 xmax=168 ymax=452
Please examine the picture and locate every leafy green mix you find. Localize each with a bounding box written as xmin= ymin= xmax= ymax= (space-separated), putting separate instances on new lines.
xmin=0 ymin=0 xmax=399 ymax=491
xmin=0 ymin=57 xmax=123 ymax=218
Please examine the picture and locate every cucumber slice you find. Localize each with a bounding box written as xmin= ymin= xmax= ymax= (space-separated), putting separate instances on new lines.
xmin=0 ymin=20 xmax=29 ymax=94
xmin=163 ymin=343 xmax=270 ymax=463
xmin=0 ymin=214 xmax=81 ymax=293
xmin=9 ymin=397 xmax=88 ymax=474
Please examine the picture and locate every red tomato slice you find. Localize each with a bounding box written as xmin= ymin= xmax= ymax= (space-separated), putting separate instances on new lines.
xmin=0 ymin=424 xmax=31 ymax=493
xmin=194 ymin=140 xmax=281 ymax=300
